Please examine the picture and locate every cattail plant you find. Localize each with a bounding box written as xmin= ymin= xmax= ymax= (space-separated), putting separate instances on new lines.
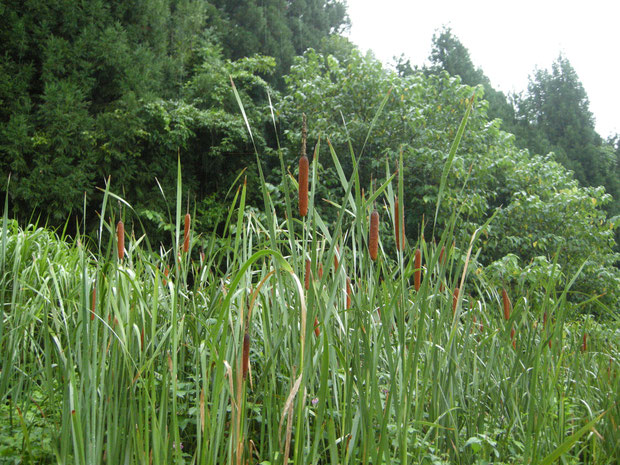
xmin=117 ymin=220 xmax=124 ymax=260
xmin=314 ymin=317 xmax=320 ymax=337
xmin=305 ymin=259 xmax=311 ymax=290
xmin=511 ymin=327 xmax=516 ymax=349
xmin=452 ymin=287 xmax=459 ymax=314
xmin=242 ymin=332 xmax=250 ymax=380
xmin=334 ymin=246 xmax=340 ymax=271
xmin=369 ymin=210 xmax=379 ymax=261
xmin=346 ymin=276 xmax=352 ymax=309
xmin=394 ymin=197 xmax=404 ymax=251
xmin=502 ymin=288 xmax=511 ymax=321
xmin=318 ymin=262 xmax=324 ymax=279
xmin=439 ymin=245 xmax=445 ymax=265
xmin=414 ymin=249 xmax=422 ymax=291
xmin=581 ymin=332 xmax=587 ymax=352
xmin=90 ymin=286 xmax=96 ymax=321
xmin=183 ymin=213 xmax=191 ymax=253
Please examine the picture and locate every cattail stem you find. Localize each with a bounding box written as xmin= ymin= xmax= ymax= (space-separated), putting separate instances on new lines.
xmin=183 ymin=213 xmax=191 ymax=253
xmin=298 ymin=155 xmax=309 ymax=217
xmin=117 ymin=220 xmax=124 ymax=261
xmin=369 ymin=210 xmax=379 ymax=261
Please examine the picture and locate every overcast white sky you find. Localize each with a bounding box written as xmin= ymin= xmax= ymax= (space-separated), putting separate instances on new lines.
xmin=346 ymin=0 xmax=619 ymax=138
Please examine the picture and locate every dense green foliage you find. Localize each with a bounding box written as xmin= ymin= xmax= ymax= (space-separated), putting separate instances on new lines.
xmin=205 ymin=0 xmax=349 ymax=84
xmin=278 ymin=44 xmax=619 ymax=310
xmin=0 ymin=0 xmax=347 ymax=236
xmin=428 ymin=28 xmax=620 ymax=224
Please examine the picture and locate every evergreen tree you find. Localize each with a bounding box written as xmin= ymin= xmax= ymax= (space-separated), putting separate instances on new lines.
xmin=515 ymin=56 xmax=619 ymax=216
xmin=205 ymin=0 xmax=349 ymax=86
xmin=427 ymin=27 xmax=515 ymax=126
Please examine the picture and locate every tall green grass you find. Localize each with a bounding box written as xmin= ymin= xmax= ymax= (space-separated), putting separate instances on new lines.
xmin=1 ymin=92 xmax=618 ymax=464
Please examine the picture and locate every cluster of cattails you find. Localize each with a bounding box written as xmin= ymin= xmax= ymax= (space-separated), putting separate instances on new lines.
xmin=183 ymin=213 xmax=191 ymax=253
xmin=394 ymin=197 xmax=404 ymax=251
xmin=117 ymin=220 xmax=124 ymax=260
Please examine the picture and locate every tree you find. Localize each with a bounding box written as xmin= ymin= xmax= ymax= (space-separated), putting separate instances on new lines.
xmin=515 ymin=55 xmax=619 ymax=218
xmin=204 ymin=0 xmax=349 ymax=86
xmin=0 ymin=0 xmax=274 ymax=236
xmin=427 ymin=27 xmax=515 ymax=127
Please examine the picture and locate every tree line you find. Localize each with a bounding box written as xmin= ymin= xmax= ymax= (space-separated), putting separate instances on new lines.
xmin=0 ymin=2 xmax=618 ymax=310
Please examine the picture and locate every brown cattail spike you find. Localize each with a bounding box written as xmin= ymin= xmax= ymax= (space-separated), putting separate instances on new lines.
xmin=314 ymin=317 xmax=320 ymax=337
xmin=318 ymin=262 xmax=324 ymax=279
xmin=242 ymin=332 xmax=250 ymax=379
xmin=346 ymin=277 xmax=352 ymax=309
xmin=452 ymin=287 xmax=459 ymax=314
xmin=183 ymin=213 xmax=191 ymax=253
xmin=502 ymin=288 xmax=511 ymax=321
xmin=394 ymin=197 xmax=404 ymax=251
xmin=414 ymin=249 xmax=422 ymax=291
xmin=305 ymin=259 xmax=311 ymax=290
xmin=298 ymin=155 xmax=309 ymax=217
xmin=369 ymin=210 xmax=379 ymax=261
xmin=581 ymin=333 xmax=587 ymax=352
xmin=439 ymin=246 xmax=445 ymax=265
xmin=117 ymin=220 xmax=125 ymax=260
xmin=91 ymin=287 xmax=96 ymax=321
xmin=334 ymin=247 xmax=340 ymax=271
xmin=511 ymin=327 xmax=516 ymax=349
